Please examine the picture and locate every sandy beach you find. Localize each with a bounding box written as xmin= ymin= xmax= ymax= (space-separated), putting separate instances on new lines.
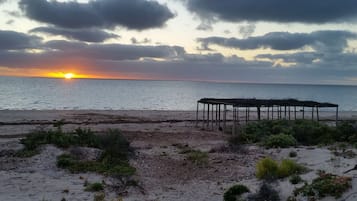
xmin=0 ymin=110 xmax=356 ymax=201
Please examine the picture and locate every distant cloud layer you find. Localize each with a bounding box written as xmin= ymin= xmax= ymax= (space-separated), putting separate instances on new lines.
xmin=198 ymin=31 xmax=357 ymax=53
xmin=0 ymin=30 xmax=41 ymax=50
xmin=19 ymin=0 xmax=174 ymax=30
xmin=30 ymin=27 xmax=119 ymax=42
xmin=187 ymin=0 xmax=357 ymax=23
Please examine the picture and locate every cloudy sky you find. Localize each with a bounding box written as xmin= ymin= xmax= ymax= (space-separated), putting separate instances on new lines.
xmin=1 ymin=0 xmax=357 ymax=84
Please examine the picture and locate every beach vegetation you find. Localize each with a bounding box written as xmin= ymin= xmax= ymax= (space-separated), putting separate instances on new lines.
xmin=93 ymin=192 xmax=105 ymax=201
xmin=263 ymin=133 xmax=297 ymax=148
xmin=247 ymin=183 xmax=280 ymax=201
xmin=17 ymin=127 xmax=100 ymax=157
xmin=185 ymin=150 xmax=209 ymax=166
xmin=223 ymin=184 xmax=250 ymax=201
xmin=289 ymin=151 xmax=298 ymax=157
xmin=290 ymin=175 xmax=303 ymax=185
xmin=85 ymin=182 xmax=104 ymax=192
xmin=17 ymin=127 xmax=136 ymax=177
xmin=256 ymin=157 xmax=279 ymax=180
xmin=229 ymin=120 xmax=357 ymax=147
xmin=256 ymin=157 xmax=306 ymax=180
xmin=56 ymin=130 xmax=135 ymax=177
xmin=293 ymin=171 xmax=352 ymax=199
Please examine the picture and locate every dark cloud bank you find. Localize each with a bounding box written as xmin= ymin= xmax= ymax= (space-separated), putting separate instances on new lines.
xmin=187 ymin=0 xmax=357 ymax=23
xmin=198 ymin=31 xmax=357 ymax=53
xmin=1 ymin=28 xmax=357 ymax=84
xmin=19 ymin=0 xmax=174 ymax=30
xmin=30 ymin=27 xmax=119 ymax=43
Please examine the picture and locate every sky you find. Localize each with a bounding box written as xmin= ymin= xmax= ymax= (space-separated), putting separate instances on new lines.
xmin=1 ymin=0 xmax=357 ymax=85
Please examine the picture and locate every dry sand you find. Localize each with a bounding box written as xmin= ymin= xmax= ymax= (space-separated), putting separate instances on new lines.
xmin=0 ymin=110 xmax=356 ymax=201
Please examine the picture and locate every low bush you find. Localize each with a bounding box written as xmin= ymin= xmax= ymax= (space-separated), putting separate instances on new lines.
xmin=256 ymin=157 xmax=279 ymax=180
xmin=289 ymin=151 xmax=297 ymax=157
xmin=185 ymin=150 xmax=209 ymax=166
xmin=85 ymin=182 xmax=104 ymax=192
xmin=294 ymin=171 xmax=352 ymax=199
xmin=256 ymin=158 xmax=306 ymax=180
xmin=247 ymin=183 xmax=280 ymax=201
xmin=290 ymin=175 xmax=303 ymax=185
xmin=278 ymin=159 xmax=306 ymax=178
xmin=56 ymin=130 xmax=135 ymax=177
xmin=223 ymin=184 xmax=250 ymax=201
xmin=229 ymin=120 xmax=357 ymax=146
xmin=18 ymin=128 xmax=100 ymax=157
xmin=263 ymin=133 xmax=297 ymax=148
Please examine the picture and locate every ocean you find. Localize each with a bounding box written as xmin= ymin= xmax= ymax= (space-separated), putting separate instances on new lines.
xmin=0 ymin=76 xmax=356 ymax=111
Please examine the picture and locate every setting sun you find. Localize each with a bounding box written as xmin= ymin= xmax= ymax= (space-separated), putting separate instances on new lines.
xmin=64 ymin=73 xmax=74 ymax=79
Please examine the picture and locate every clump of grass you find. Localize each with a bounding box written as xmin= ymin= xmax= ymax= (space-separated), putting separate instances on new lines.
xmin=290 ymin=175 xmax=303 ymax=185
xmin=17 ymin=127 xmax=100 ymax=157
xmin=278 ymin=159 xmax=307 ymax=178
xmin=293 ymin=171 xmax=352 ymax=199
xmin=256 ymin=157 xmax=306 ymax=180
xmin=256 ymin=157 xmax=279 ymax=180
xmin=223 ymin=184 xmax=250 ymax=201
xmin=85 ymin=182 xmax=104 ymax=192
xmin=186 ymin=150 xmax=209 ymax=166
xmin=289 ymin=151 xmax=297 ymax=158
xmin=247 ymin=183 xmax=280 ymax=201
xmin=263 ymin=133 xmax=297 ymax=148
xmin=57 ymin=129 xmax=135 ymax=177
xmin=93 ymin=192 xmax=105 ymax=201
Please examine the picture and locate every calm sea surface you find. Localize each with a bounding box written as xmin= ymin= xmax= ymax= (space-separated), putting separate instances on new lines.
xmin=0 ymin=76 xmax=356 ymax=111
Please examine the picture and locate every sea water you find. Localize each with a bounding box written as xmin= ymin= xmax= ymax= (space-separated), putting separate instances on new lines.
xmin=0 ymin=76 xmax=356 ymax=111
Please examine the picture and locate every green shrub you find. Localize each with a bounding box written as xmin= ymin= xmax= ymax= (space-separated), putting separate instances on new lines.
xmin=247 ymin=183 xmax=280 ymax=201
xmin=18 ymin=127 xmax=101 ymax=157
xmin=263 ymin=134 xmax=297 ymax=148
xmin=294 ymin=171 xmax=352 ymax=199
xmin=186 ymin=150 xmax=209 ymax=166
xmin=289 ymin=151 xmax=297 ymax=157
xmin=223 ymin=184 xmax=250 ymax=201
xmin=256 ymin=157 xmax=279 ymax=180
xmin=278 ymin=159 xmax=306 ymax=178
xmin=93 ymin=192 xmax=105 ymax=201
xmin=335 ymin=121 xmax=357 ymax=142
xmin=85 ymin=182 xmax=104 ymax=192
xmin=290 ymin=175 xmax=303 ymax=184
xmin=229 ymin=120 xmax=356 ymax=146
xmin=256 ymin=158 xmax=306 ymax=180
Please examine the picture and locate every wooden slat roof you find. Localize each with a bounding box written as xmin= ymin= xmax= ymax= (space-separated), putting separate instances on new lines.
xmin=198 ymin=98 xmax=338 ymax=108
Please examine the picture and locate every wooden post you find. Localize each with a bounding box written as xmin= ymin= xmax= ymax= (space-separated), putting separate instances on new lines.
xmin=284 ymin=106 xmax=287 ymax=119
xmin=232 ymin=107 xmax=236 ymax=135
xmin=316 ymin=107 xmax=319 ymax=122
xmin=267 ymin=106 xmax=270 ymax=120
xmin=294 ymin=106 xmax=297 ymax=120
xmin=218 ymin=104 xmax=221 ymax=128
xmin=336 ymin=106 xmax=339 ymax=126
xmin=223 ymin=104 xmax=227 ymax=131
xmin=257 ymin=107 xmax=261 ymax=121
xmin=202 ymin=103 xmax=205 ymax=127
xmin=211 ymin=104 xmax=214 ymax=130
xmin=207 ymin=104 xmax=210 ymax=128
xmin=302 ymin=106 xmax=305 ymax=119
xmin=247 ymin=107 xmax=250 ymax=122
xmin=288 ymin=106 xmax=291 ymax=120
xmin=237 ymin=107 xmax=240 ymax=124
xmin=196 ymin=102 xmax=199 ymax=127
xmin=312 ymin=107 xmax=314 ymax=120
